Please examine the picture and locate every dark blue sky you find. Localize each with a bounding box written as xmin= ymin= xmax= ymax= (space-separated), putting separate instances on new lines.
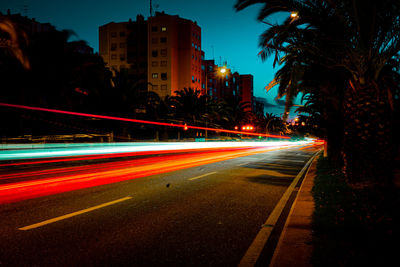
xmin=2 ymin=0 xmax=297 ymax=117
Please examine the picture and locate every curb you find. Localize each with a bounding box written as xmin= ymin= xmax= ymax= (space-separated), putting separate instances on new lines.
xmin=269 ymin=151 xmax=320 ymax=267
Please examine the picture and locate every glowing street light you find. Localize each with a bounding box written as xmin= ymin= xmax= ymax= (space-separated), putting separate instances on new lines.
xmin=290 ymin=12 xmax=299 ymax=18
xmin=241 ymin=125 xmax=254 ymax=131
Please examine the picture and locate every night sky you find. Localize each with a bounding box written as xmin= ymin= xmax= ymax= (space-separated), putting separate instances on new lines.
xmin=2 ymin=0 xmax=297 ymax=117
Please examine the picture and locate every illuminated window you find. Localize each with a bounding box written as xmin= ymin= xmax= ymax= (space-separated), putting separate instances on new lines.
xmin=161 ymin=26 xmax=167 ymax=32
xmin=152 ymin=73 xmax=158 ymax=79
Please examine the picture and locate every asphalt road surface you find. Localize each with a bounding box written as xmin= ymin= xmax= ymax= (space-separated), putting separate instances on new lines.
xmin=0 ymin=145 xmax=319 ymax=266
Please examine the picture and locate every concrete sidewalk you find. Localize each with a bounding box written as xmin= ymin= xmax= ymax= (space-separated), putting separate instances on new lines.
xmin=269 ymin=146 xmax=400 ymax=267
xmin=269 ymin=154 xmax=318 ymax=267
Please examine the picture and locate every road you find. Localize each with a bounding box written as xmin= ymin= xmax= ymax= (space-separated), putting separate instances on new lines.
xmin=0 ymin=143 xmax=320 ymax=266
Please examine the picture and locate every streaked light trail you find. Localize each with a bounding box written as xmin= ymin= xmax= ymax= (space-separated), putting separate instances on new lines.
xmin=0 ymin=141 xmax=307 ymax=161
xmin=0 ymin=102 xmax=290 ymax=139
xmin=0 ymin=141 xmax=320 ymax=204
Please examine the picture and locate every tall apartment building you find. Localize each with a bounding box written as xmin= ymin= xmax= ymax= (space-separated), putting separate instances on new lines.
xmin=99 ymin=12 xmax=201 ymax=99
xmin=239 ymin=74 xmax=254 ymax=111
xmin=148 ymin=12 xmax=202 ymax=98
xmin=202 ymin=59 xmax=253 ymax=111
xmin=202 ymin=59 xmax=239 ymax=99
xmin=99 ymin=15 xmax=147 ymax=82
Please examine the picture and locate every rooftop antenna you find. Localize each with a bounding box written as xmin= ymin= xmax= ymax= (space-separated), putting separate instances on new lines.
xmin=150 ymin=0 xmax=153 ymax=17
xmin=150 ymin=0 xmax=159 ymax=17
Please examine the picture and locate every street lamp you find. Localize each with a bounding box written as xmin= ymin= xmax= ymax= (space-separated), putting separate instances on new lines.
xmin=204 ymin=65 xmax=229 ymax=139
xmin=290 ymin=12 xmax=299 ymax=24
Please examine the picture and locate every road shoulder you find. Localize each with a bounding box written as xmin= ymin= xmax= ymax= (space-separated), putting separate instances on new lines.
xmin=269 ymin=154 xmax=318 ymax=267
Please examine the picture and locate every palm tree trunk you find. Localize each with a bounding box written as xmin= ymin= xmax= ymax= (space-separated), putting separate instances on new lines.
xmin=342 ymin=84 xmax=393 ymax=185
xmin=326 ymin=112 xmax=344 ymax=167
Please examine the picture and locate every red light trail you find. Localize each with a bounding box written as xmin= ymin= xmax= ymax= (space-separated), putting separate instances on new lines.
xmin=0 ymin=103 xmax=290 ymax=139
xmin=0 ymin=146 xmax=252 ymax=167
xmin=0 ymin=145 xmax=306 ymax=204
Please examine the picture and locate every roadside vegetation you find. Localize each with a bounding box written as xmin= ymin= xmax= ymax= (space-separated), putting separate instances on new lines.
xmin=235 ymin=1 xmax=400 ymax=265
xmin=312 ymin=156 xmax=400 ymax=266
xmin=235 ymin=0 xmax=400 ymax=185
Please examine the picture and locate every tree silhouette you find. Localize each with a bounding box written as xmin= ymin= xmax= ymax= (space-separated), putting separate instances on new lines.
xmin=236 ymin=0 xmax=400 ymax=185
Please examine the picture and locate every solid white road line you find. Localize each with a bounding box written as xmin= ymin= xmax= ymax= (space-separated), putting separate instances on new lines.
xmin=188 ymin=172 xmax=217 ymax=181
xmin=18 ymin=196 xmax=132 ymax=230
xmin=238 ymin=151 xmax=321 ymax=267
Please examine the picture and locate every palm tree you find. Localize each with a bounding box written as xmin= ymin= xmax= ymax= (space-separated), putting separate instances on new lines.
xmin=235 ymin=0 xmax=400 ymax=185
xmin=203 ymin=96 xmax=231 ymax=129
xmin=0 ymin=18 xmax=30 ymax=69
xmin=170 ymin=88 xmax=207 ymax=125
xmin=263 ymin=112 xmax=279 ymax=133
xmin=224 ymin=96 xmax=253 ymax=129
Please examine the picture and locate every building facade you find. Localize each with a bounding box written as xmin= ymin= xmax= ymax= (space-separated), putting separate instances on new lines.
xmin=99 ymin=12 xmax=255 ymax=110
xmin=239 ymin=74 xmax=254 ymax=111
xmin=99 ymin=12 xmax=201 ymax=99
xmin=202 ymin=61 xmax=253 ymax=108
xmin=99 ymin=14 xmax=148 ymax=82
xmin=147 ymin=12 xmax=202 ymax=98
